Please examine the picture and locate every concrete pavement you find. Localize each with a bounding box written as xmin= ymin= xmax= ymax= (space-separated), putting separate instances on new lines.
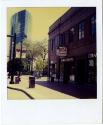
xmin=7 ymin=75 xmax=76 ymax=100
xmin=7 ymin=88 xmax=30 ymax=100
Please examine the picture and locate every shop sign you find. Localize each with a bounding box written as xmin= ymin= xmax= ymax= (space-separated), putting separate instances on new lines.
xmin=56 ymin=47 xmax=67 ymax=57
xmin=16 ymin=44 xmax=27 ymax=58
xmin=16 ymin=49 xmax=27 ymax=53
xmin=88 ymin=53 xmax=96 ymax=58
xmin=61 ymin=57 xmax=74 ymax=62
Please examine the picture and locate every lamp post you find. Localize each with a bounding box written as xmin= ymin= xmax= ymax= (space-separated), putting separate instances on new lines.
xmin=7 ymin=33 xmax=16 ymax=84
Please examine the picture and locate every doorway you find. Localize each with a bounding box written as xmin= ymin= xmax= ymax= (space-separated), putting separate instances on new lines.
xmin=63 ymin=62 xmax=75 ymax=84
xmin=76 ymin=59 xmax=87 ymax=83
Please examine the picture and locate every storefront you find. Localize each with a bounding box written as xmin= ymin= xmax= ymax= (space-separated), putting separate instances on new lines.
xmin=58 ymin=53 xmax=96 ymax=84
xmin=60 ymin=57 xmax=75 ymax=83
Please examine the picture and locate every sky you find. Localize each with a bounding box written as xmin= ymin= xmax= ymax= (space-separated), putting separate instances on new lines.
xmin=7 ymin=7 xmax=69 ymax=42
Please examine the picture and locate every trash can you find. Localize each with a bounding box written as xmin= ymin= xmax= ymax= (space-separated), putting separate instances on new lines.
xmin=15 ymin=76 xmax=20 ymax=84
xmin=29 ymin=76 xmax=35 ymax=88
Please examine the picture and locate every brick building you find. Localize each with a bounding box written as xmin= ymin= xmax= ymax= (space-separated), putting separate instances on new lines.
xmin=48 ymin=7 xmax=96 ymax=84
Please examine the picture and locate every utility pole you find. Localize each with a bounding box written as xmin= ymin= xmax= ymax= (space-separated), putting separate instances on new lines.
xmin=7 ymin=33 xmax=16 ymax=84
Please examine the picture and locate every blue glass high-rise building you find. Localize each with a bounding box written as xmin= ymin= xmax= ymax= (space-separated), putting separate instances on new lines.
xmin=11 ymin=10 xmax=30 ymax=43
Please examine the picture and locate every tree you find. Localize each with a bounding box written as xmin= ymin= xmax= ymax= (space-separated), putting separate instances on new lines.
xmin=7 ymin=58 xmax=24 ymax=75
xmin=23 ymin=38 xmax=48 ymax=73
xmin=35 ymin=57 xmax=43 ymax=71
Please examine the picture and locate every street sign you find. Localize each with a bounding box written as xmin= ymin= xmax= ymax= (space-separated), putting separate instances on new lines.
xmin=56 ymin=47 xmax=67 ymax=57
xmin=16 ymin=43 xmax=27 ymax=58
xmin=11 ymin=10 xmax=27 ymax=43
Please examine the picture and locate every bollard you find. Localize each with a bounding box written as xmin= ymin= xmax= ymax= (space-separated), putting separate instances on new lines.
xmin=29 ymin=76 xmax=35 ymax=88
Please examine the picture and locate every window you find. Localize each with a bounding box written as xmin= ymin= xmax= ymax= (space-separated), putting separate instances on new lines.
xmin=51 ymin=40 xmax=53 ymax=51
xmin=91 ymin=15 xmax=96 ymax=38
xmin=51 ymin=39 xmax=55 ymax=51
xmin=79 ymin=22 xmax=85 ymax=40
xmin=70 ymin=27 xmax=75 ymax=34
xmin=69 ymin=27 xmax=75 ymax=42
xmin=55 ymin=35 xmax=59 ymax=47
xmin=59 ymin=33 xmax=65 ymax=46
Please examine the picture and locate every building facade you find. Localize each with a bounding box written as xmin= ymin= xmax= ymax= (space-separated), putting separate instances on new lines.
xmin=48 ymin=7 xmax=96 ymax=84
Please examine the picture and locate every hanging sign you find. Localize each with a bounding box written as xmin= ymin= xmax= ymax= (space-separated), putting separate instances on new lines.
xmin=56 ymin=47 xmax=67 ymax=57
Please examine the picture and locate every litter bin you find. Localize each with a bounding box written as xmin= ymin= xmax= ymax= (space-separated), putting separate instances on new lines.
xmin=29 ymin=76 xmax=35 ymax=88
xmin=15 ymin=76 xmax=20 ymax=84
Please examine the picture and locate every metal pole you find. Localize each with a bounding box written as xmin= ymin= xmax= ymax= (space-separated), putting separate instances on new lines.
xmin=18 ymin=41 xmax=22 ymax=77
xmin=20 ymin=41 xmax=22 ymax=59
xmin=9 ymin=33 xmax=16 ymax=84
xmin=9 ymin=36 xmax=12 ymax=61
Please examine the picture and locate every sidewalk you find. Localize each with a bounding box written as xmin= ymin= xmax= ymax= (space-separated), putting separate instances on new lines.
xmin=7 ymin=88 xmax=30 ymax=100
xmin=7 ymin=75 xmax=76 ymax=99
xmin=36 ymin=77 xmax=97 ymax=99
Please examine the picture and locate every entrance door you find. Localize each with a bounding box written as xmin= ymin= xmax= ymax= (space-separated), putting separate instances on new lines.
xmin=77 ymin=59 xmax=86 ymax=83
xmin=63 ymin=62 xmax=70 ymax=84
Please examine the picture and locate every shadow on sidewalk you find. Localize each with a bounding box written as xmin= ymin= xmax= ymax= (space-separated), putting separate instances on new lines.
xmin=35 ymin=80 xmax=97 ymax=99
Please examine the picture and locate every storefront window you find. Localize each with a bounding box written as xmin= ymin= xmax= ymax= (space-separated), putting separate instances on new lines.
xmin=70 ymin=75 xmax=75 ymax=82
xmin=89 ymin=59 xmax=94 ymax=67
xmin=60 ymin=62 xmax=64 ymax=82
xmin=88 ymin=56 xmax=96 ymax=83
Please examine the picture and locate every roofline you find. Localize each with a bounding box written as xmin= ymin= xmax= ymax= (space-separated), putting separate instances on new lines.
xmin=48 ymin=7 xmax=89 ymax=34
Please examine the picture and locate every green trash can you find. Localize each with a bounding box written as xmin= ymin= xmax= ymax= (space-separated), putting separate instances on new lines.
xmin=29 ymin=76 xmax=35 ymax=88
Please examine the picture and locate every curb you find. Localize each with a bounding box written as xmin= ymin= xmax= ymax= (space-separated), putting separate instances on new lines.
xmin=7 ymin=86 xmax=34 ymax=99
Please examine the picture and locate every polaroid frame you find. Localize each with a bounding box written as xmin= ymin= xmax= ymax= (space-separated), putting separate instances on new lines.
xmin=0 ymin=0 xmax=102 ymax=124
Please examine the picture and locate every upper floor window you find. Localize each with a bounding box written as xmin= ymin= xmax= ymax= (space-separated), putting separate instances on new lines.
xmin=59 ymin=33 xmax=65 ymax=46
xmin=51 ymin=40 xmax=53 ymax=51
xmin=55 ymin=35 xmax=59 ymax=47
xmin=91 ymin=15 xmax=96 ymax=38
xmin=69 ymin=27 xmax=75 ymax=42
xmin=51 ymin=39 xmax=55 ymax=52
xmin=79 ymin=22 xmax=85 ymax=40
